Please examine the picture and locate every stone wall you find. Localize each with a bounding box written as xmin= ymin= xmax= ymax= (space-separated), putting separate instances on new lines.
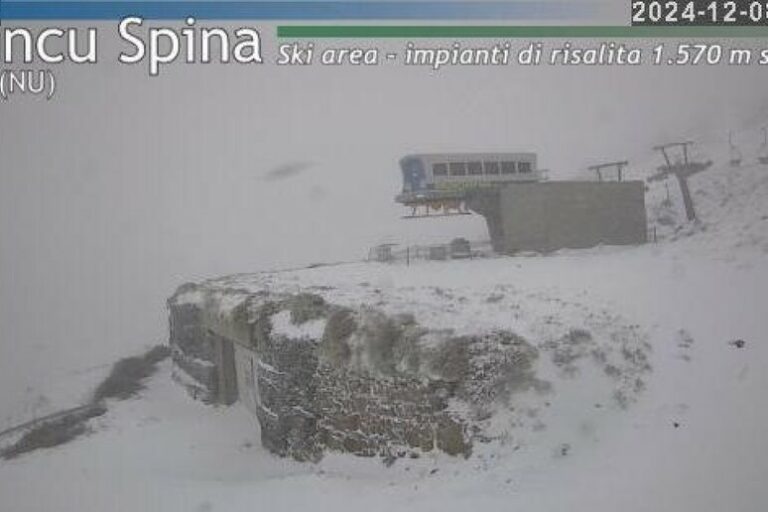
xmin=167 ymin=290 xmax=492 ymax=462
xmin=314 ymin=366 xmax=469 ymax=459
xmin=167 ymin=298 xmax=219 ymax=403
xmin=250 ymin=332 xmax=322 ymax=461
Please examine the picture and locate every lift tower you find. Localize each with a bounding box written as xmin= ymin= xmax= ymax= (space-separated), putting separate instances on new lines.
xmin=588 ymin=160 xmax=629 ymax=182
xmin=651 ymin=141 xmax=712 ymax=222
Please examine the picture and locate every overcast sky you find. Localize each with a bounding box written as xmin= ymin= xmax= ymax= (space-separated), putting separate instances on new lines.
xmin=1 ymin=23 xmax=766 ymax=414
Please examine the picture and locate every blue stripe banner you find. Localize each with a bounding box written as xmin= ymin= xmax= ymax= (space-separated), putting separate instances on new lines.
xmin=0 ymin=1 xmax=594 ymax=21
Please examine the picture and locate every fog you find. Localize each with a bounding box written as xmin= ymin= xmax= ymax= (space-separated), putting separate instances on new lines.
xmin=1 ymin=24 xmax=766 ymax=416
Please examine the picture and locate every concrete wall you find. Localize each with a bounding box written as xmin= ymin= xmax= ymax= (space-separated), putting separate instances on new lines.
xmin=233 ymin=343 xmax=260 ymax=415
xmin=469 ymin=181 xmax=647 ymax=253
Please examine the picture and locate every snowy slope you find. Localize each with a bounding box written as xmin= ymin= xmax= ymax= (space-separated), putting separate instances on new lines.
xmin=1 ymin=246 xmax=766 ymax=511
xmin=684 ymin=160 xmax=768 ymax=255
xmin=1 ymin=137 xmax=768 ymax=511
xmin=644 ymin=141 xmax=768 ymax=259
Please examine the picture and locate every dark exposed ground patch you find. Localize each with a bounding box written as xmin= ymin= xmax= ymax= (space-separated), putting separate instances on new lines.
xmin=1 ymin=404 xmax=107 ymax=460
xmin=1 ymin=345 xmax=169 ymax=460
xmin=93 ymin=345 xmax=170 ymax=402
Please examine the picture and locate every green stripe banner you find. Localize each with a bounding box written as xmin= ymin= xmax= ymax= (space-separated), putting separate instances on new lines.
xmin=277 ymin=25 xmax=768 ymax=38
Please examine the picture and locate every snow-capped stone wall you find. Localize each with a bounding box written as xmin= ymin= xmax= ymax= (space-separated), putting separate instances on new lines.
xmin=167 ymin=286 xmax=544 ymax=462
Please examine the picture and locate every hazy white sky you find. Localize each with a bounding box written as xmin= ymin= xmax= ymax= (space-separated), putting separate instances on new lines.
xmin=1 ymin=23 xmax=766 ymax=410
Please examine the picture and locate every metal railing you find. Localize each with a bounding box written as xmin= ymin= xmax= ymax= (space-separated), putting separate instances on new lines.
xmin=367 ymin=239 xmax=494 ymax=265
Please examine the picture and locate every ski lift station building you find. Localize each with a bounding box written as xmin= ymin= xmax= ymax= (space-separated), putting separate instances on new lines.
xmin=396 ymin=152 xmax=648 ymax=253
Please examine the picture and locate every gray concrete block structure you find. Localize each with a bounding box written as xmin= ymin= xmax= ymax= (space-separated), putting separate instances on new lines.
xmin=468 ymin=181 xmax=648 ymax=254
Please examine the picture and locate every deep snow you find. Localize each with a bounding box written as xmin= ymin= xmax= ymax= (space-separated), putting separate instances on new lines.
xmin=1 ymin=160 xmax=767 ymax=511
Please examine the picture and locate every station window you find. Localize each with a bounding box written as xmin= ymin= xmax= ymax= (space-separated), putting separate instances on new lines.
xmin=483 ymin=161 xmax=500 ymax=175
xmin=467 ymin=161 xmax=483 ymax=175
xmin=484 ymin=161 xmax=500 ymax=175
xmin=449 ymin=162 xmax=467 ymax=176
xmin=518 ymin=161 xmax=532 ymax=173
xmin=433 ymin=163 xmax=448 ymax=176
xmin=501 ymin=161 xmax=516 ymax=174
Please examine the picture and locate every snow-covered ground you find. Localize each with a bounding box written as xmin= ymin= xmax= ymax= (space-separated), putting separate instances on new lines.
xmin=1 ymin=160 xmax=767 ymax=511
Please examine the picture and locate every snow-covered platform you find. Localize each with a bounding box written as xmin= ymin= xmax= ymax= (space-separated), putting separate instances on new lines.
xmin=168 ymin=256 xmax=655 ymax=462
